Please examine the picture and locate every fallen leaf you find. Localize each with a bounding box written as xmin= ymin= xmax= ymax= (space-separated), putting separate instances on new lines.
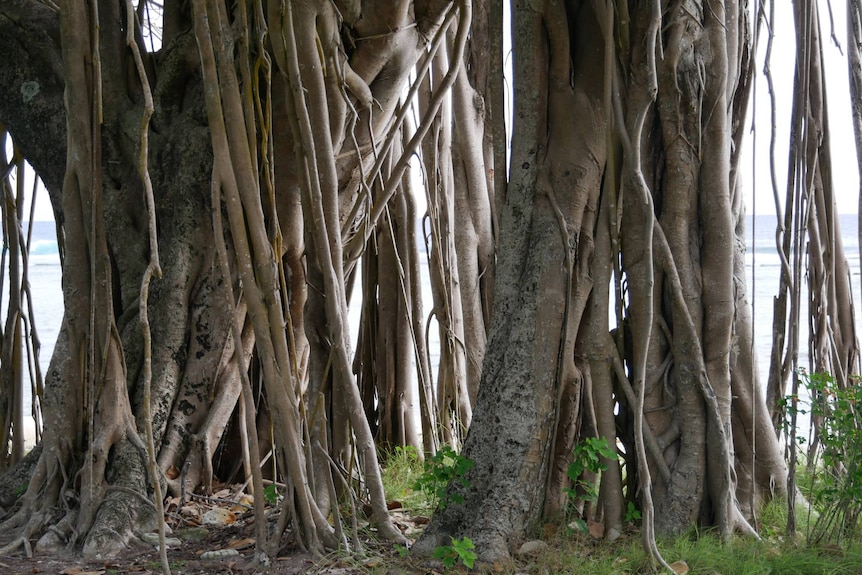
xmin=670 ymin=560 xmax=689 ymax=574
xmin=392 ymin=519 xmax=409 ymax=532
xmin=227 ymin=494 xmax=254 ymax=512
xmin=228 ymin=537 xmax=256 ymax=550
xmin=180 ymin=505 xmax=201 ymax=517
xmin=362 ymin=556 xmax=383 ymax=567
xmin=60 ymin=569 xmax=105 ymax=575
xmin=201 ymin=507 xmax=236 ymax=526
xmin=166 ymin=465 xmax=180 ymax=480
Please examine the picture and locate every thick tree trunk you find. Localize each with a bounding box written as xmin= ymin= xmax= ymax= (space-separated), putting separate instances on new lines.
xmin=416 ymin=1 xmax=607 ymax=559
xmin=0 ymin=0 xmax=459 ymax=556
xmin=0 ymin=0 xmax=852 ymax=563
xmin=419 ymin=0 xmax=790 ymax=560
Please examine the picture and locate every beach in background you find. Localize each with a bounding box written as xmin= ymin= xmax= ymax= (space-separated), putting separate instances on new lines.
xmin=8 ymin=214 xmax=861 ymax=446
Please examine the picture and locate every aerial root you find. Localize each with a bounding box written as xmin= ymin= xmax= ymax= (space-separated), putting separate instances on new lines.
xmin=0 ymin=536 xmax=32 ymax=557
xmin=733 ymin=506 xmax=760 ymax=539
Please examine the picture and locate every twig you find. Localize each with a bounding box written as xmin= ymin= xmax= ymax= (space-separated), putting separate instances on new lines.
xmin=188 ymin=492 xmax=252 ymax=510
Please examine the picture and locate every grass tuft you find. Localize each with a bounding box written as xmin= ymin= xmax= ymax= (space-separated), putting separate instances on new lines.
xmin=379 ymin=446 xmax=429 ymax=513
xmin=374 ymin=449 xmax=862 ymax=575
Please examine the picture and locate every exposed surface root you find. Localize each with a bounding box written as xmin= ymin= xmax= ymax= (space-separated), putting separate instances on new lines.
xmin=0 ymin=444 xmax=41 ymax=509
xmin=0 ymin=536 xmax=32 ymax=557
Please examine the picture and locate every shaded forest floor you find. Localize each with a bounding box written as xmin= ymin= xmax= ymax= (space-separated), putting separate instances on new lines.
xmin=3 ymin=451 xmax=862 ymax=574
xmin=0 ymin=479 xmax=435 ymax=575
xmin=4 ymin=497 xmax=862 ymax=575
xmin=0 ymin=486 xmax=314 ymax=575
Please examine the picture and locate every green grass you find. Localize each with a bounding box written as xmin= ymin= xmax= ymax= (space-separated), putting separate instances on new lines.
xmin=378 ymin=446 xmax=431 ymax=513
xmin=526 ymin=529 xmax=862 ymax=575
xmin=375 ymin=450 xmax=862 ymax=574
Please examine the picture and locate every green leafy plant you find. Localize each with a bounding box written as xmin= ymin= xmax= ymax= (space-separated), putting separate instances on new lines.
xmin=570 ymin=517 xmax=589 ymax=534
xmin=563 ymin=436 xmax=617 ymax=533
xmin=433 ymin=536 xmax=476 ymax=569
xmin=785 ymin=370 xmax=862 ymax=544
xmin=394 ymin=543 xmax=410 ymax=558
xmin=563 ymin=436 xmax=616 ymax=504
xmin=263 ymin=483 xmax=278 ymax=505
xmin=413 ymin=444 xmax=474 ymax=509
xmin=625 ymin=501 xmax=642 ymax=522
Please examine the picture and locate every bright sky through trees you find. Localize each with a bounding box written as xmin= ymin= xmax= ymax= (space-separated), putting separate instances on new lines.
xmin=742 ymin=1 xmax=858 ymax=215
xmin=7 ymin=1 xmax=860 ymax=220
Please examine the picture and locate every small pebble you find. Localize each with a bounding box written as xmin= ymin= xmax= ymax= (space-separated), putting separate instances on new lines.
xmin=177 ymin=527 xmax=210 ymax=542
xmin=201 ymin=508 xmax=235 ymax=525
xmin=140 ymin=533 xmax=182 ymax=548
xmin=517 ymin=540 xmax=548 ymax=557
xmin=201 ymin=548 xmax=240 ymax=560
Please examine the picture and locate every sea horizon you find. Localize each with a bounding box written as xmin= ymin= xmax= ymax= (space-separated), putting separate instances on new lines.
xmin=11 ymin=213 xmax=862 ymax=387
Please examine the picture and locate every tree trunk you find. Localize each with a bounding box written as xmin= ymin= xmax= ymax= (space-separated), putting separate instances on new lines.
xmin=0 ymin=0 xmax=457 ymax=556
xmin=0 ymin=0 xmax=853 ymax=564
xmin=418 ymin=0 xmax=790 ymax=560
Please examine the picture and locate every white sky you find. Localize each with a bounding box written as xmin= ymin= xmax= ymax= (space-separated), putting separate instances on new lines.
xmin=8 ymin=1 xmax=861 ymax=221
xmin=2 ymin=148 xmax=50 ymax=222
xmin=742 ymin=0 xmax=858 ymax=216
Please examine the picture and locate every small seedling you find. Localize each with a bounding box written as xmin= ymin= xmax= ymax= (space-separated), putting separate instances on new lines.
xmin=395 ymin=543 xmax=410 ymax=558
xmin=563 ymin=436 xmax=619 ymax=532
xmin=413 ymin=444 xmax=474 ymax=509
xmin=625 ymin=501 xmax=642 ymax=522
xmin=433 ymin=536 xmax=476 ymax=569
xmin=563 ymin=436 xmax=617 ymax=504
xmin=570 ymin=517 xmax=589 ymax=534
xmin=786 ymin=370 xmax=862 ymax=544
xmin=263 ymin=483 xmax=278 ymax=504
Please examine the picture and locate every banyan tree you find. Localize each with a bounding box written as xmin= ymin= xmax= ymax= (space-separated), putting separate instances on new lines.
xmin=0 ymin=0 xmax=858 ymax=566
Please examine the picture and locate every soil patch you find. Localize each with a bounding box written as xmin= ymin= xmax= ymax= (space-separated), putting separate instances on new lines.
xmin=0 ymin=485 xmax=376 ymax=575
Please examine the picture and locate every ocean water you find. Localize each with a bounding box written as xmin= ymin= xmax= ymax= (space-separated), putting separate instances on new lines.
xmin=5 ymin=221 xmax=63 ymax=378
xmin=745 ymin=213 xmax=861 ymax=385
xmin=9 ymin=215 xmax=861 ymax=396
